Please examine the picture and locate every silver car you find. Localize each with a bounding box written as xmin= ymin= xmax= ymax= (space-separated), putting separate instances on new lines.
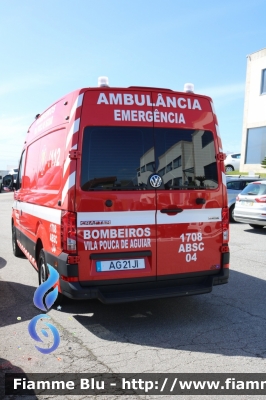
xmin=226 ymin=176 xmax=262 ymax=222
xmin=234 ymin=180 xmax=266 ymax=229
xmin=224 ymin=153 xmax=241 ymax=172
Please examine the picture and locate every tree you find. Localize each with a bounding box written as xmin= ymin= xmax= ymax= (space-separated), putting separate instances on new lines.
xmin=195 ymin=176 xmax=206 ymax=186
xmin=261 ymin=156 xmax=266 ymax=169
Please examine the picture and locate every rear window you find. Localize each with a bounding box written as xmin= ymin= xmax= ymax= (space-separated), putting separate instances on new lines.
xmin=81 ymin=127 xmax=218 ymax=190
xmin=241 ymin=183 xmax=266 ymax=196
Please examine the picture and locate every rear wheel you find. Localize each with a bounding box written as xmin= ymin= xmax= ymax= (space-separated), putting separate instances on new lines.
xmin=229 ymin=205 xmax=235 ymax=222
xmin=12 ymin=224 xmax=23 ymax=257
xmin=38 ymin=249 xmax=64 ymax=307
xmin=249 ymin=224 xmax=264 ymax=229
xmin=38 ymin=249 xmax=48 ymax=285
xmin=225 ymin=165 xmax=234 ymax=172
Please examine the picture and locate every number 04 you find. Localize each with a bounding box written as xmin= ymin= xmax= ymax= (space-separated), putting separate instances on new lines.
xmin=186 ymin=253 xmax=197 ymax=262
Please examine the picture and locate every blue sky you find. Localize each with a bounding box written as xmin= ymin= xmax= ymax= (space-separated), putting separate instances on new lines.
xmin=0 ymin=0 xmax=265 ymax=170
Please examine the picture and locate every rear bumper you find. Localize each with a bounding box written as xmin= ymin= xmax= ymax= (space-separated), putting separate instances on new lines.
xmin=234 ymin=215 xmax=266 ymax=225
xmin=44 ymin=250 xmax=230 ymax=304
xmin=60 ymin=268 xmax=229 ymax=304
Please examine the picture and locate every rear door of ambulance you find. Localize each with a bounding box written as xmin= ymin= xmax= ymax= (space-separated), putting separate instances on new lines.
xmin=76 ymin=89 xmax=157 ymax=285
xmin=151 ymin=91 xmax=225 ymax=279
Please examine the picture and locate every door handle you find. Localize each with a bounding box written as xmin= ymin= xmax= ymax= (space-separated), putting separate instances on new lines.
xmin=196 ymin=198 xmax=206 ymax=205
xmin=160 ymin=208 xmax=183 ymax=214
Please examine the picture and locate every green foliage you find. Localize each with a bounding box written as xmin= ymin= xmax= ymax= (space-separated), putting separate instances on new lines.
xmin=261 ymin=156 xmax=266 ymax=169
xmin=195 ymin=176 xmax=205 ymax=187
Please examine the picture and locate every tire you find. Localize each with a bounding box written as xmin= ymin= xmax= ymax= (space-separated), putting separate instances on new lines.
xmin=12 ymin=224 xmax=23 ymax=257
xmin=225 ymin=165 xmax=234 ymax=172
xmin=229 ymin=205 xmax=235 ymax=222
xmin=38 ymin=249 xmax=64 ymax=307
xmin=38 ymin=249 xmax=48 ymax=285
xmin=249 ymin=224 xmax=264 ymax=229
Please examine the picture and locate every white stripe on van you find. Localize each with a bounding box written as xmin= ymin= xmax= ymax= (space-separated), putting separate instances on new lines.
xmin=63 ymin=154 xmax=71 ymax=177
xmin=69 ymin=93 xmax=84 ymax=120
xmin=157 ymin=208 xmax=221 ymax=225
xmin=77 ymin=211 xmax=155 ymax=227
xmin=65 ymin=118 xmax=80 ymax=149
xmin=215 ymin=124 xmax=221 ymax=138
xmin=63 ymin=144 xmax=78 ymax=177
xmin=62 ymin=171 xmax=76 ymax=204
xmin=210 ymin=101 xmax=216 ymax=115
xmin=15 ymin=202 xmax=61 ymax=225
xmin=222 ymin=172 xmax=226 ymax=187
xmin=77 ymin=208 xmax=222 ymax=228
xmin=12 ymin=205 xmax=222 ymax=230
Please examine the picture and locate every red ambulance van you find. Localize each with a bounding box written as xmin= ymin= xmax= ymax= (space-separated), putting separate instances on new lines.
xmin=11 ymin=78 xmax=229 ymax=303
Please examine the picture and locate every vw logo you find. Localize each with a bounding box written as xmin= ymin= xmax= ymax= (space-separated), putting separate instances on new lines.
xmin=149 ymin=174 xmax=162 ymax=188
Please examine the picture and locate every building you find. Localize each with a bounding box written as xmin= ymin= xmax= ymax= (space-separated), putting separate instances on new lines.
xmin=240 ymin=48 xmax=266 ymax=173
xmin=138 ymin=130 xmax=218 ymax=189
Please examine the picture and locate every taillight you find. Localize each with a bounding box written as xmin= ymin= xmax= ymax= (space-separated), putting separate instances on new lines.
xmin=236 ymin=196 xmax=240 ymax=202
xmin=61 ymin=275 xmax=79 ymax=282
xmin=61 ymin=211 xmax=77 ymax=253
xmin=222 ymin=207 xmax=229 ymax=243
xmin=255 ymin=196 xmax=266 ymax=203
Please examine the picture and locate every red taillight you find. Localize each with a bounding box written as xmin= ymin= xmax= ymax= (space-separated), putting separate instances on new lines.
xmin=255 ymin=196 xmax=266 ymax=203
xmin=61 ymin=275 xmax=79 ymax=282
xmin=61 ymin=211 xmax=77 ymax=254
xmin=222 ymin=207 xmax=229 ymax=243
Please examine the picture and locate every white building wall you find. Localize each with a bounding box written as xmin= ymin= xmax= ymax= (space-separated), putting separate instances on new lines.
xmin=240 ymin=48 xmax=266 ymax=173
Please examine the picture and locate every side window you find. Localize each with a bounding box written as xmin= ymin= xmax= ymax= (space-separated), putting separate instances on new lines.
xmin=227 ymin=181 xmax=241 ymax=190
xmin=201 ymin=131 xmax=213 ymax=148
xmin=261 ymin=69 xmax=266 ymax=95
xmin=24 ymin=140 xmax=41 ymax=189
xmin=17 ymin=150 xmax=26 ymax=190
xmin=173 ymin=156 xmax=182 ymax=168
xmin=36 ymin=132 xmax=65 ymax=190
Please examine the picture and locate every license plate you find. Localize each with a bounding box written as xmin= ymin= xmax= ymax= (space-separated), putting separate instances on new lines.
xmin=241 ymin=201 xmax=253 ymax=206
xmin=96 ymin=259 xmax=145 ymax=272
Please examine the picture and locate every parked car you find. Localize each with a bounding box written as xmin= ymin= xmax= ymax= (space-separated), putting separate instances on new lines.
xmin=224 ymin=153 xmax=241 ymax=172
xmin=234 ymin=180 xmax=266 ymax=228
xmin=226 ymin=176 xmax=262 ymax=222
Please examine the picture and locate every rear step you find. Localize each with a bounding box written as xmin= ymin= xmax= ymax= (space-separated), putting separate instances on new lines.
xmin=97 ymin=281 xmax=213 ymax=304
xmin=97 ymin=277 xmax=213 ymax=304
xmin=60 ymin=271 xmax=229 ymax=304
